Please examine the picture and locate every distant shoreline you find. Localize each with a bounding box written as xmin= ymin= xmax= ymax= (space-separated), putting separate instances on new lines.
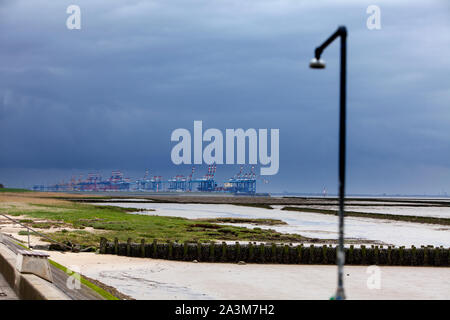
xmin=61 ymin=192 xmax=450 ymax=207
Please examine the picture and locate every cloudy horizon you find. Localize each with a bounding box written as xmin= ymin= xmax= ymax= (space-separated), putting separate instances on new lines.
xmin=1 ymin=0 xmax=450 ymax=195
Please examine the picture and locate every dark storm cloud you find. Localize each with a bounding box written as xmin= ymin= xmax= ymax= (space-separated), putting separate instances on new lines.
xmin=1 ymin=0 xmax=450 ymax=194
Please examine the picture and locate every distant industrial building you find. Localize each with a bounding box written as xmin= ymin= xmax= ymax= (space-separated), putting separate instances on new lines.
xmin=33 ymin=165 xmax=259 ymax=195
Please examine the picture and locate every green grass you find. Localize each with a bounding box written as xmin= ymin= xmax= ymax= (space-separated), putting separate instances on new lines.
xmin=13 ymin=240 xmax=30 ymax=249
xmin=48 ymin=259 xmax=119 ymax=300
xmin=6 ymin=201 xmax=313 ymax=247
xmin=31 ymin=222 xmax=56 ymax=229
xmin=281 ymin=206 xmax=450 ymax=225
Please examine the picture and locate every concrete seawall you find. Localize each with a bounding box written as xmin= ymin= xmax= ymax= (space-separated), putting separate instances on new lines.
xmin=0 ymin=242 xmax=70 ymax=300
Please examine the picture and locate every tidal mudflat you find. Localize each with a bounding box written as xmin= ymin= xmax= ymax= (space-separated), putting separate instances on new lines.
xmin=48 ymin=251 xmax=450 ymax=300
xmin=95 ymin=201 xmax=450 ymax=247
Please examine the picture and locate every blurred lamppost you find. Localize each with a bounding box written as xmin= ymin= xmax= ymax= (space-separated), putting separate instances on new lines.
xmin=310 ymin=25 xmax=347 ymax=300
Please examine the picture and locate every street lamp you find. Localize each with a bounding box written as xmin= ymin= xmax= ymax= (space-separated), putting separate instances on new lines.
xmin=310 ymin=25 xmax=347 ymax=300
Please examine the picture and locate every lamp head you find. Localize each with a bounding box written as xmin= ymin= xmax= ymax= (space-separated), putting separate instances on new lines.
xmin=309 ymin=58 xmax=326 ymax=69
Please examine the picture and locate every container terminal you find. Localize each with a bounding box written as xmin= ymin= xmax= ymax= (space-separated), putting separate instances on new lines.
xmin=32 ymin=165 xmax=262 ymax=195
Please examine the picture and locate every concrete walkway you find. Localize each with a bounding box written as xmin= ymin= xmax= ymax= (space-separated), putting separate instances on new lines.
xmin=0 ymin=272 xmax=18 ymax=300
xmin=0 ymin=233 xmax=103 ymax=300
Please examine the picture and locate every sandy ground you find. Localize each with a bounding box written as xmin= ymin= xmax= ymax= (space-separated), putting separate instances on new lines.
xmin=0 ymin=192 xmax=85 ymax=247
xmin=0 ymin=214 xmax=102 ymax=247
xmin=48 ymin=252 xmax=450 ymax=300
xmin=0 ymin=191 xmax=96 ymax=206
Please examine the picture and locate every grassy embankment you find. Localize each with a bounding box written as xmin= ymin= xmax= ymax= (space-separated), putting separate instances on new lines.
xmin=48 ymin=259 xmax=120 ymax=300
xmin=11 ymin=238 xmax=120 ymax=300
xmin=2 ymin=193 xmax=312 ymax=247
xmin=282 ymin=206 xmax=450 ymax=225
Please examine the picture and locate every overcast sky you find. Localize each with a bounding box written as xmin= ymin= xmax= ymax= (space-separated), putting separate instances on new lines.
xmin=1 ymin=0 xmax=450 ymax=194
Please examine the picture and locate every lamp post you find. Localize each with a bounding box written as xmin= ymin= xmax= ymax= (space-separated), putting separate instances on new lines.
xmin=310 ymin=26 xmax=347 ymax=300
